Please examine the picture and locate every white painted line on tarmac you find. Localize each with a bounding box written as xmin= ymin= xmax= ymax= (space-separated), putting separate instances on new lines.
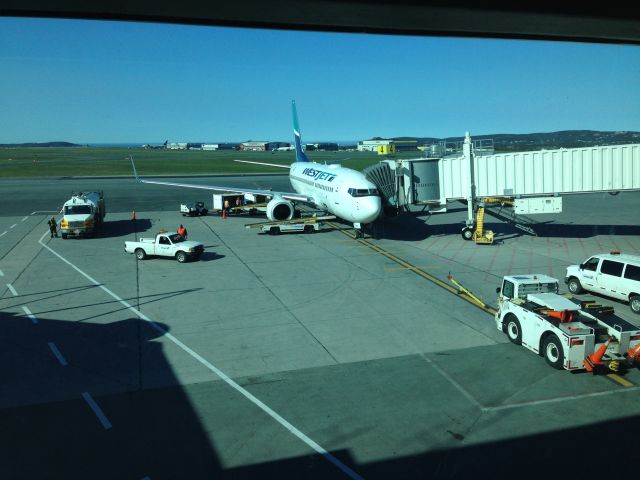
xmin=21 ymin=216 xmax=29 ymax=222
xmin=22 ymin=306 xmax=38 ymax=324
xmin=48 ymin=342 xmax=68 ymax=366
xmin=40 ymin=232 xmax=364 ymax=480
xmin=81 ymin=392 xmax=112 ymax=430
xmin=9 ymin=224 xmax=17 ymax=229
xmin=7 ymin=283 xmax=18 ymax=296
xmin=0 ymin=231 xmax=7 ymax=237
xmin=0 ymin=269 xmax=4 ymax=276
xmin=484 ymin=385 xmax=640 ymax=413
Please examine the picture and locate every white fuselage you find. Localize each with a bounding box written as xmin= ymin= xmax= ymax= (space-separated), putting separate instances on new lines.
xmin=289 ymin=162 xmax=382 ymax=223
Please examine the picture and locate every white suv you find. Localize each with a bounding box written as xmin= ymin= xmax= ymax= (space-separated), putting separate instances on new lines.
xmin=565 ymin=252 xmax=640 ymax=314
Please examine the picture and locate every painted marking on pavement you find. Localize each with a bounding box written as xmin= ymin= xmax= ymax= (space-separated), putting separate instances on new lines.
xmin=10 ymin=224 xmax=17 ymax=229
xmin=7 ymin=283 xmax=18 ymax=296
xmin=328 ymin=222 xmax=497 ymax=316
xmin=48 ymin=342 xmax=68 ymax=366
xmin=39 ymin=231 xmax=363 ymax=480
xmin=21 ymin=216 xmax=29 ymax=222
xmin=484 ymin=384 xmax=640 ymax=412
xmin=0 ymin=269 xmax=4 ymax=276
xmin=22 ymin=306 xmax=38 ymax=324
xmin=607 ymin=373 xmax=634 ymax=388
xmin=0 ymin=231 xmax=7 ymax=237
xmin=81 ymin=392 xmax=112 ymax=430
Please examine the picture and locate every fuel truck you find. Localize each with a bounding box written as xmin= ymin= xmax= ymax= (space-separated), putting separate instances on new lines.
xmin=60 ymin=191 xmax=106 ymax=238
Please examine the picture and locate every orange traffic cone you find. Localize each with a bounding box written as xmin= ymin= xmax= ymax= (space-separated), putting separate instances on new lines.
xmin=584 ymin=338 xmax=612 ymax=372
xmin=222 ymin=209 xmax=227 ymax=219
xmin=131 ymin=211 xmax=136 ymax=221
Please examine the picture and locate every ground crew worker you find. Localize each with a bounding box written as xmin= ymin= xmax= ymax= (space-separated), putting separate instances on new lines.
xmin=48 ymin=216 xmax=58 ymax=238
xmin=177 ymin=224 xmax=188 ymax=239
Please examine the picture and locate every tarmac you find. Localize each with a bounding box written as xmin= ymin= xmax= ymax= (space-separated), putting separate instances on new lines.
xmin=2 ymin=176 xmax=640 ymax=479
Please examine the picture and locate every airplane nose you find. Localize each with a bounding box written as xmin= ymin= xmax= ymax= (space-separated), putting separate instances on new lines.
xmin=357 ymin=197 xmax=382 ymax=223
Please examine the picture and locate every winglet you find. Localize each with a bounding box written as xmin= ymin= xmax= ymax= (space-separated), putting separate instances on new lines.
xmin=292 ymin=100 xmax=310 ymax=163
xmin=129 ymin=156 xmax=141 ymax=182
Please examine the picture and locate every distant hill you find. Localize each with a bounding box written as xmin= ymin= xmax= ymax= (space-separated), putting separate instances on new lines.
xmin=389 ymin=130 xmax=640 ymax=152
xmin=0 ymin=142 xmax=82 ymax=148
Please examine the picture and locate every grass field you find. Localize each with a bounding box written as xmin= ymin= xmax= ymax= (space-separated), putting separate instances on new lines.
xmin=0 ymin=147 xmax=421 ymax=178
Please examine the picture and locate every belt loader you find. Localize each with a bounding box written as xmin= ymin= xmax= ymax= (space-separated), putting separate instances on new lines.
xmin=495 ymin=274 xmax=640 ymax=373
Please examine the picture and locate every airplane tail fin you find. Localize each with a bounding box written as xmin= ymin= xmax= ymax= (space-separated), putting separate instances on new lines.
xmin=292 ymin=100 xmax=310 ymax=163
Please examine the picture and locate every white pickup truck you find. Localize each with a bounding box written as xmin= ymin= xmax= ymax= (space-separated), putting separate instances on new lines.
xmin=124 ymin=231 xmax=204 ymax=263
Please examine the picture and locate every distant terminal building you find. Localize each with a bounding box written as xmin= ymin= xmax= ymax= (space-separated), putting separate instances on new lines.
xmin=393 ymin=140 xmax=419 ymax=151
xmin=167 ymin=142 xmax=188 ymax=150
xmin=268 ymin=142 xmax=291 ymax=150
xmin=240 ymin=141 xmax=269 ymax=151
xmin=358 ymin=139 xmax=418 ymax=153
xmin=305 ymin=143 xmax=339 ymax=151
xmin=187 ymin=143 xmax=202 ymax=150
xmin=202 ymin=144 xmax=219 ymax=151
xmin=358 ymin=139 xmax=392 ymax=152
xmin=240 ymin=141 xmax=292 ymax=151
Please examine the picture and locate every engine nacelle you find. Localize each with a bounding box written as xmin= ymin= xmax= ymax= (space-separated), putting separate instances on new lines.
xmin=266 ymin=197 xmax=295 ymax=221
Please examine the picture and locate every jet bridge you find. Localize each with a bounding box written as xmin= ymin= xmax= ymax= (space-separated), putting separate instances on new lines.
xmin=365 ymin=134 xmax=640 ymax=238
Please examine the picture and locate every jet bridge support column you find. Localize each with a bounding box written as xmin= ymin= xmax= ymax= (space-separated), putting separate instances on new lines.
xmin=463 ymin=132 xmax=477 ymax=236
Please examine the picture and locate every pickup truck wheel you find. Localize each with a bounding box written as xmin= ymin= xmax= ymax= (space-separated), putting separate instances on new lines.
xmin=568 ymin=277 xmax=583 ymax=294
xmin=504 ymin=315 xmax=522 ymax=345
xmin=630 ymin=295 xmax=640 ymax=314
xmin=135 ymin=248 xmax=146 ymax=260
xmin=542 ymin=334 xmax=564 ymax=369
xmin=176 ymin=251 xmax=187 ymax=263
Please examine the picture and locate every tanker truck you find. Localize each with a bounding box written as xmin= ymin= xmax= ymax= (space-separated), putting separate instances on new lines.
xmin=60 ymin=191 xmax=106 ymax=238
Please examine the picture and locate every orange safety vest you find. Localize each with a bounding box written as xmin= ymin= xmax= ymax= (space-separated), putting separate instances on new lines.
xmin=178 ymin=227 xmax=186 ymax=236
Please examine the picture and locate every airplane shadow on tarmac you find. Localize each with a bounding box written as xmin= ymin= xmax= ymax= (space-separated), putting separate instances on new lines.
xmin=2 ymin=304 xmax=640 ymax=479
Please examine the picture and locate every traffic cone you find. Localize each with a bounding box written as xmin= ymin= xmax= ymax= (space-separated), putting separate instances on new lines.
xmin=222 ymin=209 xmax=227 ymax=219
xmin=131 ymin=211 xmax=136 ymax=221
xmin=584 ymin=338 xmax=611 ymax=372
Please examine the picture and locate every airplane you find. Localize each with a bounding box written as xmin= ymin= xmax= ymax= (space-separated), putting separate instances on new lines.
xmin=142 ymin=140 xmax=168 ymax=149
xmin=131 ymin=101 xmax=382 ymax=236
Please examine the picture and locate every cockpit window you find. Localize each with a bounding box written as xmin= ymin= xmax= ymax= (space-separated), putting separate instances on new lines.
xmin=348 ymin=188 xmax=379 ymax=197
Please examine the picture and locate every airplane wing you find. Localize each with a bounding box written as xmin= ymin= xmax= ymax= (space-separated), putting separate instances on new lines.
xmin=130 ymin=156 xmax=312 ymax=203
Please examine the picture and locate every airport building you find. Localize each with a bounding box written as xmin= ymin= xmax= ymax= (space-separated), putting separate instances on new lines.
xmin=240 ymin=141 xmax=291 ymax=151
xmin=357 ymin=139 xmax=392 ymax=152
xmin=167 ymin=142 xmax=188 ymax=150
xmin=202 ymin=144 xmax=219 ymax=150
xmin=240 ymin=141 xmax=269 ymax=151
xmin=358 ymin=139 xmax=418 ymax=152
xmin=305 ymin=143 xmax=339 ymax=151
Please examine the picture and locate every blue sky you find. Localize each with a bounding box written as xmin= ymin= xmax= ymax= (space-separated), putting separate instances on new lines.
xmin=1 ymin=17 xmax=639 ymax=143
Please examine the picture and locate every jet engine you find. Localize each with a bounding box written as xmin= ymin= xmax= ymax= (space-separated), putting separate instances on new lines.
xmin=266 ymin=197 xmax=295 ymax=221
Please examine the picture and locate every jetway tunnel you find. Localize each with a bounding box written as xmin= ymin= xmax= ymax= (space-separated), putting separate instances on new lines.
xmin=364 ymin=135 xmax=640 ymax=240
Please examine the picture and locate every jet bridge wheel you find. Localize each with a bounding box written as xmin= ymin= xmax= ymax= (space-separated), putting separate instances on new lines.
xmin=504 ymin=314 xmax=522 ymax=345
xmin=542 ymin=334 xmax=564 ymax=369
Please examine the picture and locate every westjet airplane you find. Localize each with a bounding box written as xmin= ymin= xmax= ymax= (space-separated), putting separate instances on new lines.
xmin=131 ymin=101 xmax=382 ymax=235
